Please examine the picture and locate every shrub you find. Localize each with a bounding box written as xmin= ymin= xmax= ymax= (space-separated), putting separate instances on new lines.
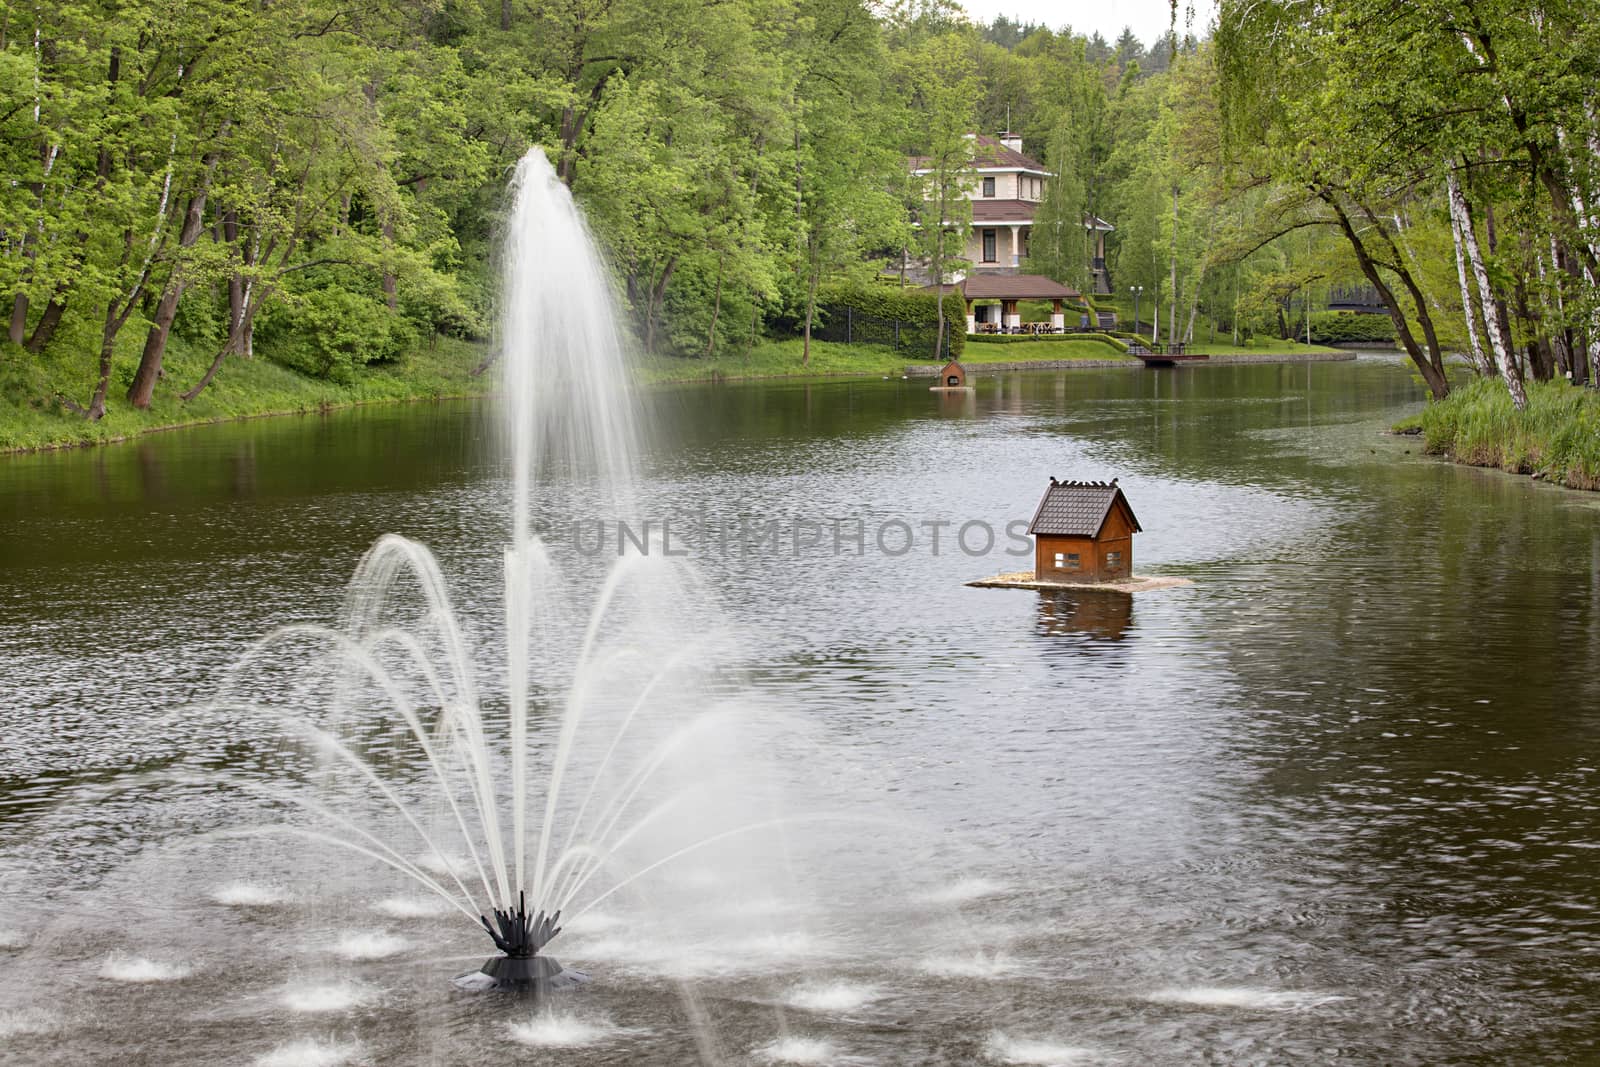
xmin=966 ymin=332 xmax=1128 ymax=353
xmin=1413 ymin=377 xmax=1600 ymax=489
xmin=814 ymin=283 xmax=965 ymax=357
xmin=259 ymin=287 xmax=410 ymax=384
xmin=1300 ymin=311 xmax=1396 ymax=345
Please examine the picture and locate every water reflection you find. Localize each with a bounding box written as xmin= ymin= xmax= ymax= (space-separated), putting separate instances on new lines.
xmin=4 ymin=357 xmax=1600 ymax=1062
xmin=1035 ymin=589 xmax=1133 ymax=642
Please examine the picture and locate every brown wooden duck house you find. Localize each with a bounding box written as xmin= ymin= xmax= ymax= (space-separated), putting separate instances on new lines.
xmin=1027 ymin=478 xmax=1141 ymax=583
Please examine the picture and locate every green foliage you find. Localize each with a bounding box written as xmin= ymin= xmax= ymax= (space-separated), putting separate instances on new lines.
xmin=1415 ymin=378 xmax=1600 ymax=490
xmin=258 ymin=288 xmax=412 ymax=384
xmin=817 ymin=283 xmax=966 ymax=355
xmin=1300 ymin=312 xmax=1395 ymax=345
xmin=966 ymin=332 xmax=1128 ymax=353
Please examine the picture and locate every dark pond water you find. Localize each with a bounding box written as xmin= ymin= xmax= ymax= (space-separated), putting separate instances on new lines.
xmin=3 ymin=355 xmax=1599 ymax=1065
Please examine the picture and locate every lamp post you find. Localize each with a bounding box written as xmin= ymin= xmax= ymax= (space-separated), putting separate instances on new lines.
xmin=1129 ymin=285 xmax=1143 ymax=339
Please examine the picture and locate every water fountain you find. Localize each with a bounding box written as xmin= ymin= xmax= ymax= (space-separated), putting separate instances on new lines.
xmin=207 ymin=149 xmax=803 ymax=996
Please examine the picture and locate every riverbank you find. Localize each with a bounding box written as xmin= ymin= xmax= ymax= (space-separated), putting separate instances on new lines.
xmin=2 ymin=334 xmax=1353 ymax=454
xmin=1395 ymin=377 xmax=1600 ymax=490
xmin=0 ymin=335 xmax=492 ymax=454
xmin=640 ymin=337 xmax=1346 ymax=385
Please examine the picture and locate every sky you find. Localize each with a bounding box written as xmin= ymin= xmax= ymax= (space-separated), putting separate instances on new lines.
xmin=957 ymin=0 xmax=1219 ymax=48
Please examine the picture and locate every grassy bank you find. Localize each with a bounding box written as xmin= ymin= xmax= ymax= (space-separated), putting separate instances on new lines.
xmin=960 ymin=337 xmax=1130 ymax=361
xmin=1182 ymin=340 xmax=1342 ymax=356
xmin=1397 ymin=377 xmax=1600 ymax=490
xmin=0 ymin=334 xmax=492 ymax=453
xmin=636 ymin=339 xmax=926 ymax=384
xmin=637 ymin=336 xmax=1133 ymax=384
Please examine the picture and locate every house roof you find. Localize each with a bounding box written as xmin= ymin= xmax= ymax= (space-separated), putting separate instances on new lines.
xmin=972 ymin=199 xmax=1039 ymax=224
xmin=909 ymin=134 xmax=1050 ymax=175
xmin=1084 ymin=214 xmax=1115 ymax=231
xmin=921 ymin=275 xmax=1081 ymax=301
xmin=970 ymin=134 xmax=1047 ymax=171
xmin=1027 ymin=478 xmax=1142 ymax=537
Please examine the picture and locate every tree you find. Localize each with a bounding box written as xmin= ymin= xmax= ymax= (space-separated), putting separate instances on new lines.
xmin=900 ymin=33 xmax=976 ymax=361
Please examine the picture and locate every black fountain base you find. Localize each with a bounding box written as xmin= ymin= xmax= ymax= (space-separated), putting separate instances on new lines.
xmin=452 ymin=954 xmax=591 ymax=993
xmin=452 ymin=891 xmax=589 ymax=993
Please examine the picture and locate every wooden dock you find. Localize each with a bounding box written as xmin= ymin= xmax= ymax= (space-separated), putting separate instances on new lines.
xmin=1128 ymin=344 xmax=1209 ymax=368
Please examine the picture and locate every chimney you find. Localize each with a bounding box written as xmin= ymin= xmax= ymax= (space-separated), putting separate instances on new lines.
xmin=999 ymin=131 xmax=1023 ymax=154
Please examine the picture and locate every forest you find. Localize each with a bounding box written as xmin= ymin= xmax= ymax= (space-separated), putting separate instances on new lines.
xmin=2 ymin=0 xmax=1598 ymax=442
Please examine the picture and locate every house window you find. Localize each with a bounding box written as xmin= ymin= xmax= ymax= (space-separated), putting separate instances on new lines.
xmin=1053 ymin=552 xmax=1065 ymax=567
xmin=1106 ymin=551 xmax=1122 ymax=569
xmin=982 ymin=176 xmax=995 ymax=198
xmin=982 ymin=229 xmax=996 ymax=263
xmin=1054 ymin=552 xmax=1081 ymax=570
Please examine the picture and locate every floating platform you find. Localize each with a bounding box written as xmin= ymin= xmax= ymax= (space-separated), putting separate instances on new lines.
xmin=929 ymin=385 xmax=974 ymax=392
xmin=1131 ymin=351 xmax=1210 ymax=368
xmin=967 ymin=570 xmax=1192 ymax=593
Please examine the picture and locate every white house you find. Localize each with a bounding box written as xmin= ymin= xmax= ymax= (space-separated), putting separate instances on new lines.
xmin=911 ymin=133 xmax=1050 ymax=274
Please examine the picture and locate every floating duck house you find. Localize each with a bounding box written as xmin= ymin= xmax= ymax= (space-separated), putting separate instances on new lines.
xmin=935 ymin=360 xmax=967 ymax=388
xmin=1027 ymin=478 xmax=1141 ymax=583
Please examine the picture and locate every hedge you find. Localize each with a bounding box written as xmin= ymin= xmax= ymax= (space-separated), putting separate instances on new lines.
xmin=814 ymin=283 xmax=966 ymax=356
xmin=1300 ymin=311 xmax=1396 ymax=344
xmin=966 ymin=332 xmax=1129 ymax=353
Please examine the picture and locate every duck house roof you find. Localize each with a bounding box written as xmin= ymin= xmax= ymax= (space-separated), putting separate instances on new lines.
xmin=1027 ymin=478 xmax=1142 ymax=537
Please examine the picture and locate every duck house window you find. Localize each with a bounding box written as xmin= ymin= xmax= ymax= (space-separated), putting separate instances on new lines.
xmin=1106 ymin=551 xmax=1122 ymax=568
xmin=982 ymin=176 xmax=995 ymax=197
xmin=947 ymin=375 xmax=960 ymax=386
xmin=1053 ymin=552 xmax=1080 ymax=570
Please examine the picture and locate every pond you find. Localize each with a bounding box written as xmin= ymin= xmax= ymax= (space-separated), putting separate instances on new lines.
xmin=2 ymin=355 xmax=1598 ymax=1064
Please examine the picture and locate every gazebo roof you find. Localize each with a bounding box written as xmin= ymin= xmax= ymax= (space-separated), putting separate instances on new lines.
xmin=923 ymin=275 xmax=1082 ymax=301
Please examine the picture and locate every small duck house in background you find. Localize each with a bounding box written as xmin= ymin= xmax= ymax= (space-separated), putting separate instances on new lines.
xmin=1027 ymin=478 xmax=1141 ymax=583
xmin=930 ymin=359 xmax=970 ymax=391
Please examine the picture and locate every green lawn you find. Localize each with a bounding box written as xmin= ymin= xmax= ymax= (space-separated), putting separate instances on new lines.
xmin=636 ymin=336 xmax=1135 ymax=384
xmin=0 ymin=333 xmax=492 ymax=453
xmin=959 ymin=338 xmax=1130 ymax=362
xmin=1182 ymin=340 xmax=1342 ymax=356
xmin=635 ymin=339 xmax=923 ymax=384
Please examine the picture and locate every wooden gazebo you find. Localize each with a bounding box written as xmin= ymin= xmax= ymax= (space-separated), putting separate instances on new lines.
xmin=924 ymin=275 xmax=1082 ymax=334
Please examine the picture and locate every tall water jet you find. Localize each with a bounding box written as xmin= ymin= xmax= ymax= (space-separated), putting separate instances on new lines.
xmin=179 ymin=146 xmax=817 ymax=1003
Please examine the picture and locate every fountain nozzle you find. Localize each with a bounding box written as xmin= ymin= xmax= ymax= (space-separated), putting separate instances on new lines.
xmin=453 ymin=890 xmax=590 ymax=992
xmin=480 ymin=892 xmax=560 ymax=958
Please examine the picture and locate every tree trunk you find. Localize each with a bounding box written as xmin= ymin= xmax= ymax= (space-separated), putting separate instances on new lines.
xmin=802 ymin=256 xmax=819 ymax=368
xmin=1168 ymin=183 xmax=1178 ymax=346
xmin=25 ymin=297 xmax=64 ymax=353
xmin=705 ymin=262 xmax=724 ymax=358
xmin=85 ymin=300 xmax=119 ymax=421
xmin=381 ymin=216 xmax=398 ymax=310
xmin=1448 ymin=172 xmax=1524 ymax=408
xmin=1448 ymin=182 xmax=1493 ymax=377
xmin=129 ymin=179 xmax=214 ymax=408
xmin=932 ymin=184 xmax=946 ymax=363
xmin=643 ymin=257 xmax=676 ymax=355
xmin=1323 ymin=190 xmax=1450 ymax=400
xmin=8 ymin=294 xmax=26 ymax=345
xmin=182 ymin=304 xmax=256 ymax=402
xmin=500 ymin=0 xmax=511 ymax=30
